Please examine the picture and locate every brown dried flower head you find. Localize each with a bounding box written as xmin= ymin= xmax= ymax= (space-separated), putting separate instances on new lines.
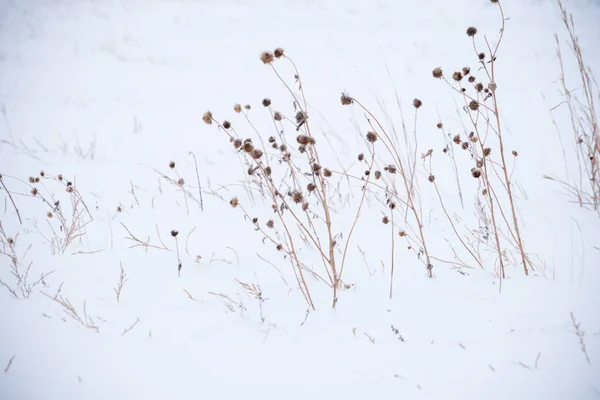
xmin=476 ymin=159 xmax=484 ymax=168
xmin=171 ymin=230 xmax=179 ymax=237
xmin=302 ymin=202 xmax=309 ymax=211
xmin=462 ymin=67 xmax=471 ymax=75
xmin=265 ymin=166 xmax=272 ymax=176
xmin=512 ymin=150 xmax=519 ymax=157
xmin=266 ymin=220 xmax=275 ymax=229
xmin=374 ymin=170 xmax=382 ymax=179
xmin=478 ymin=52 xmax=486 ymax=60
xmin=273 ymin=111 xmax=282 ymax=121
xmin=223 ymin=120 xmax=231 ymax=129
xmin=234 ymin=104 xmax=242 ymax=113
xmin=312 ymin=163 xmax=322 ymax=173
xmin=436 ymin=123 xmax=443 ymax=129
xmin=202 ymin=111 xmax=213 ymax=124
xmin=340 ymin=93 xmax=353 ymax=105
xmin=291 ymin=190 xmax=304 ymax=204
xmin=398 ymin=230 xmax=406 ymax=237
xmin=282 ymin=152 xmax=291 ymax=162
xmin=382 ymin=216 xmax=390 ymax=224
xmin=432 ymin=67 xmax=443 ymax=78
xmin=28 ymin=177 xmax=35 ymax=183
xmin=384 ymin=165 xmax=397 ymax=174
xmin=35 ymin=177 xmax=40 ymax=183
xmin=245 ymin=104 xmax=251 ymax=110
xmin=364 ymin=170 xmax=370 ymax=176
xmin=47 ymin=212 xmax=53 ymax=218
xmin=268 ymin=136 xmax=276 ymax=143
xmin=117 ymin=206 xmax=123 ymax=213
xmin=251 ymin=149 xmax=263 ymax=159
xmin=413 ymin=98 xmax=423 ymax=109
xmin=366 ymin=131 xmax=378 ymax=143
xmin=471 ymin=168 xmax=482 ymax=178
xmin=7 ymin=237 xmax=14 ymax=245
xmin=260 ymin=51 xmax=274 ymax=64
xmin=177 ymin=178 xmax=185 ymax=185
xmin=461 ymin=142 xmax=470 ymax=150
xmin=428 ymin=175 xmax=435 ymax=182
xmin=452 ymin=71 xmax=463 ymax=82
xmin=358 ymin=153 xmax=365 ymax=161
xmin=31 ymin=188 xmax=38 ymax=196
xmin=466 ymin=27 xmax=477 ymax=37
xmin=469 ymin=100 xmax=480 ymax=111
xmin=169 ymin=161 xmax=176 ymax=169
xmin=297 ymin=135 xmax=312 ymax=145
xmin=488 ymin=82 xmax=497 ymax=92
xmin=453 ymin=135 xmax=461 ymax=144
xmin=279 ymin=144 xmax=287 ymax=152
xmin=57 ymin=174 xmax=63 ymax=181
xmin=252 ymin=217 xmax=258 ymax=224
xmin=234 ymin=139 xmax=243 ymax=149
xmin=247 ymin=167 xmax=256 ymax=176
xmin=475 ymin=83 xmax=484 ymax=92
xmin=276 ymin=244 xmax=283 ymax=251
xmin=324 ymin=168 xmax=332 ymax=177
xmin=483 ymin=147 xmax=491 ymax=157
xmin=243 ymin=142 xmax=255 ymax=153
xmin=262 ymin=98 xmax=271 ymax=107
xmin=468 ymin=76 xmax=476 ymax=83
xmin=274 ymin=47 xmax=285 ymax=58
xmin=307 ymin=183 xmax=317 ymax=192
xmin=230 ymin=197 xmax=239 ymax=208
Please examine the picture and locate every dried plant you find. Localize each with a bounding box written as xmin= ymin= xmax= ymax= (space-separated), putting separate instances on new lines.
xmin=570 ymin=312 xmax=591 ymax=364
xmin=113 ymin=262 xmax=128 ymax=303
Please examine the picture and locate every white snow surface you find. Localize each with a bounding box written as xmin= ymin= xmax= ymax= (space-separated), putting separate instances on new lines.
xmin=1 ymin=0 xmax=599 ymax=399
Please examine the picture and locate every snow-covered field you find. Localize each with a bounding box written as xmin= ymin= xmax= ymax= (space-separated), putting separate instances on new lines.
xmin=1 ymin=0 xmax=599 ymax=398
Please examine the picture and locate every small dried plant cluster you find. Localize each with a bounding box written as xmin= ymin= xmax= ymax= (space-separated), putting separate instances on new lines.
xmin=0 ymin=221 xmax=53 ymax=298
xmin=545 ymin=1 xmax=599 ymax=214
xmin=426 ymin=0 xmax=531 ymax=281
xmin=1 ymin=171 xmax=93 ymax=255
xmin=204 ymin=47 xmax=374 ymax=309
xmin=155 ymin=157 xmax=204 ymax=214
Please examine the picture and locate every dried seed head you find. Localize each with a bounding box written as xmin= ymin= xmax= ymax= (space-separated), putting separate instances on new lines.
xmin=268 ymin=136 xmax=276 ymax=143
xmin=262 ymin=98 xmax=271 ymax=107
xmin=461 ymin=142 xmax=470 ymax=150
xmin=488 ymin=82 xmax=497 ymax=92
xmin=202 ymin=111 xmax=213 ymax=124
xmin=66 ymin=186 xmax=74 ymax=193
xmin=295 ymin=111 xmax=308 ymax=124
xmin=247 ymin=167 xmax=256 ymax=176
xmin=358 ymin=153 xmax=365 ymax=161
xmin=243 ymin=142 xmax=255 ymax=153
xmin=382 ymin=216 xmax=390 ymax=224
xmin=398 ymin=230 xmax=406 ymax=237
xmin=279 ymin=144 xmax=287 ymax=152
xmin=35 ymin=177 xmax=40 ymax=183
xmin=292 ymin=190 xmax=304 ymax=203
xmin=171 ymin=230 xmax=179 ymax=237
xmin=234 ymin=139 xmax=243 ymax=149
xmin=266 ymin=219 xmax=274 ymax=229
xmin=251 ymin=149 xmax=263 ymax=159
xmin=432 ymin=67 xmax=443 ymax=78
xmin=28 ymin=177 xmax=35 ymax=183
xmin=478 ymin=52 xmax=486 ymax=60
xmin=273 ymin=111 xmax=282 ymax=121
xmin=466 ymin=27 xmax=478 ymax=37
xmin=436 ymin=123 xmax=443 ymax=129
xmin=469 ymin=100 xmax=480 ymax=111
xmin=476 ymin=159 xmax=484 ymax=168
xmin=366 ymin=131 xmax=378 ymax=143
xmin=265 ymin=166 xmax=272 ymax=176
xmin=40 ymin=171 xmax=45 ymax=177
xmin=462 ymin=67 xmax=471 ymax=75
xmin=340 ymin=93 xmax=353 ymax=105
xmin=428 ymin=175 xmax=435 ymax=182
xmin=482 ymin=188 xmax=488 ymax=196
xmin=490 ymin=0 xmax=498 ymax=3
xmin=302 ymin=202 xmax=309 ymax=211
xmin=384 ymin=165 xmax=397 ymax=174
xmin=234 ymin=104 xmax=242 ymax=113
xmin=252 ymin=217 xmax=258 ymax=224
xmin=443 ymin=148 xmax=448 ymax=153
xmin=47 ymin=212 xmax=53 ymax=218
xmin=223 ymin=120 xmax=232 ymax=129
xmin=7 ymin=237 xmax=14 ymax=245
xmin=57 ymin=174 xmax=63 ymax=181
xmin=471 ymin=168 xmax=482 ymax=178
xmin=31 ymin=188 xmax=38 ymax=196
xmin=260 ymin=51 xmax=274 ymax=64
xmin=282 ymin=152 xmax=291 ymax=162
xmin=297 ymin=135 xmax=311 ymax=145
xmin=117 ymin=206 xmax=123 ymax=213
xmin=276 ymin=244 xmax=283 ymax=251
xmin=324 ymin=168 xmax=332 ymax=177
xmin=512 ymin=150 xmax=519 ymax=157
xmin=413 ymin=98 xmax=423 ymax=109
xmin=452 ymin=71 xmax=464 ymax=82
xmin=484 ymin=88 xmax=489 ymax=93
xmin=389 ymin=202 xmax=396 ymax=210
xmin=453 ymin=135 xmax=461 ymax=144
xmin=230 ymin=197 xmax=239 ymax=208
xmin=469 ymin=135 xmax=478 ymax=143
xmin=364 ymin=170 xmax=370 ymax=176
xmin=178 ymin=178 xmax=185 ymax=185
xmin=475 ymin=83 xmax=484 ymax=92
xmin=483 ymin=147 xmax=491 ymax=157
xmin=307 ymin=183 xmax=317 ymax=192
xmin=169 ymin=161 xmax=176 ymax=169
xmin=274 ymin=47 xmax=285 ymax=58
xmin=244 ymin=104 xmax=251 ymax=110
xmin=468 ymin=76 xmax=476 ymax=83
xmin=312 ymin=163 xmax=321 ymax=173
xmin=298 ymin=145 xmax=307 ymax=153
xmin=374 ymin=170 xmax=382 ymax=179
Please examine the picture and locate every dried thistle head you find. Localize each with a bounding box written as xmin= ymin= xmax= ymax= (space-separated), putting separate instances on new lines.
xmin=31 ymin=188 xmax=38 ymax=196
xmin=475 ymin=83 xmax=484 ymax=92
xmin=358 ymin=153 xmax=365 ymax=161
xmin=295 ymin=111 xmax=308 ymax=124
xmin=469 ymin=100 xmax=480 ymax=111
xmin=230 ymin=197 xmax=239 ymax=208
xmin=274 ymin=47 xmax=285 ymax=58
xmin=268 ymin=136 xmax=276 ymax=143
xmin=413 ymin=98 xmax=423 ymax=109
xmin=171 ymin=230 xmax=179 ymax=237
xmin=244 ymin=104 xmax=251 ymax=110
xmin=340 ymin=93 xmax=353 ymax=105
xmin=462 ymin=67 xmax=471 ymax=75
xmin=471 ymin=168 xmax=482 ymax=178
xmin=28 ymin=177 xmax=35 ymax=183
xmin=297 ymin=135 xmax=311 ymax=145
xmin=291 ymin=190 xmax=304 ymax=204
xmin=307 ymin=183 xmax=317 ymax=192
xmin=169 ymin=161 xmax=176 ymax=169
xmin=202 ymin=111 xmax=213 ymax=124
xmin=436 ymin=123 xmax=443 ymax=129
xmin=276 ymin=244 xmax=283 ymax=251
xmin=312 ymin=163 xmax=321 ymax=173
xmin=382 ymin=216 xmax=390 ymax=224
xmin=298 ymin=145 xmax=306 ymax=153
xmin=488 ymin=82 xmax=497 ymax=92
xmin=468 ymin=76 xmax=476 ymax=83
xmin=428 ymin=175 xmax=435 ymax=182
xmin=432 ymin=67 xmax=443 ymax=78
xmin=260 ymin=51 xmax=274 ymax=64
xmin=223 ymin=120 xmax=232 ymax=129
xmin=273 ymin=111 xmax=282 ymax=121
xmin=47 ymin=212 xmax=53 ymax=218
xmin=453 ymin=135 xmax=461 ymax=144
xmin=35 ymin=177 xmax=40 ymax=183
xmin=243 ymin=142 xmax=255 ymax=153
xmin=251 ymin=149 xmax=263 ymax=160
xmin=452 ymin=71 xmax=463 ymax=82
xmin=262 ymin=98 xmax=271 ymax=107
xmin=374 ymin=170 xmax=382 ymax=179
xmin=366 ymin=131 xmax=378 ymax=143
xmin=266 ymin=219 xmax=274 ymax=229
xmin=279 ymin=144 xmax=287 ymax=152
xmin=57 ymin=174 xmax=63 ymax=181
xmin=478 ymin=52 xmax=486 ymax=60
xmin=324 ymin=168 xmax=332 ymax=177
xmin=177 ymin=178 xmax=185 ymax=185
xmin=384 ymin=165 xmax=397 ymax=174
xmin=234 ymin=104 xmax=242 ymax=113
xmin=282 ymin=152 xmax=291 ymax=162
xmin=469 ymin=135 xmax=478 ymax=143
xmin=466 ymin=27 xmax=477 ymax=37
xmin=512 ymin=150 xmax=519 ymax=157
xmin=461 ymin=142 xmax=470 ymax=150
xmin=483 ymin=147 xmax=491 ymax=157
xmin=234 ymin=139 xmax=243 ymax=149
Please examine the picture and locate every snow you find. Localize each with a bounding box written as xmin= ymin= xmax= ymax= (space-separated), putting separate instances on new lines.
xmin=1 ymin=0 xmax=599 ymax=399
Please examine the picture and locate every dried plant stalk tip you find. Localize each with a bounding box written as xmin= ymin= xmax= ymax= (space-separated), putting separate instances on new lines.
xmin=202 ymin=111 xmax=213 ymax=124
xmin=358 ymin=153 xmax=365 ymax=161
xmin=432 ymin=67 xmax=443 ymax=78
xmin=478 ymin=52 xmax=486 ymax=60
xmin=266 ymin=220 xmax=274 ymax=228
xmin=469 ymin=100 xmax=480 ymax=111
xmin=340 ymin=93 xmax=353 ymax=105
xmin=171 ymin=230 xmax=179 ymax=237
xmin=366 ymin=131 xmax=378 ymax=143
xmin=428 ymin=175 xmax=435 ymax=182
xmin=260 ymin=51 xmax=275 ymax=64
xmin=471 ymin=168 xmax=482 ymax=178
xmin=466 ymin=27 xmax=478 ymax=37
xmin=324 ymin=169 xmax=332 ymax=177
xmin=462 ymin=67 xmax=471 ymax=75
xmin=382 ymin=216 xmax=390 ymax=224
xmin=262 ymin=98 xmax=271 ymax=107
xmin=223 ymin=120 xmax=232 ymax=129
xmin=234 ymin=104 xmax=242 ymax=113
xmin=436 ymin=123 xmax=443 ymax=129
xmin=452 ymin=71 xmax=463 ymax=82
xmin=512 ymin=150 xmax=519 ymax=157
xmin=413 ymin=98 xmax=423 ymax=109
xmin=273 ymin=112 xmax=282 ymax=121
xmin=177 ymin=178 xmax=185 ymax=185
xmin=230 ymin=197 xmax=239 ymax=208
xmin=274 ymin=47 xmax=285 ymax=58
xmin=169 ymin=161 xmax=176 ymax=169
